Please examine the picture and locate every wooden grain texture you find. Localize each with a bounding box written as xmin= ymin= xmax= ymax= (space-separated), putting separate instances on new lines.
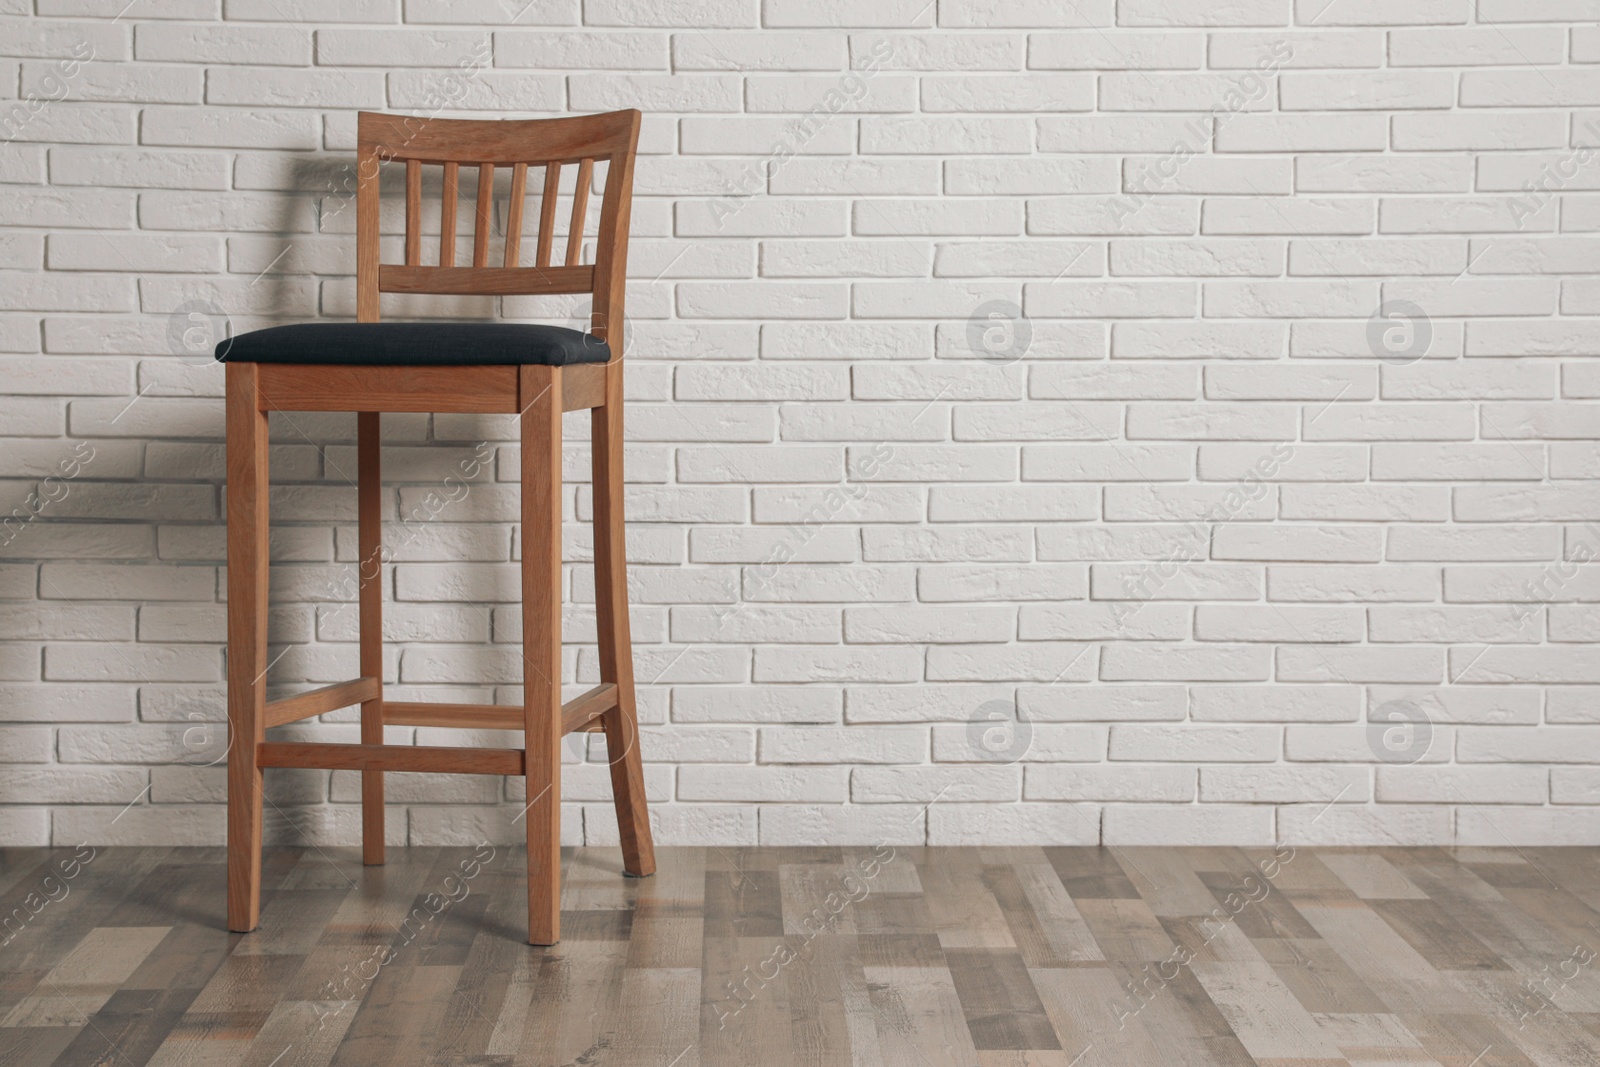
xmin=256 ymin=742 xmax=523 ymax=776
xmin=356 ymin=145 xmax=380 ymax=323
xmin=472 ymin=161 xmax=494 ymax=268
xmin=439 ymin=160 xmax=458 ymax=268
xmin=567 ymin=157 xmax=594 ymax=267
xmin=357 ymin=109 xmax=636 ymax=302
xmin=593 ymin=358 xmax=656 ymax=880
xmin=376 ymin=261 xmax=596 ymax=296
xmin=535 ymin=161 xmax=559 ymax=269
xmin=229 ymin=109 xmax=650 ymax=953
xmin=403 ymin=158 xmax=420 ymax=267
xmin=503 ymin=161 xmax=527 ymax=269
xmin=257 ymin=363 xmax=520 ymax=414
xmin=562 ymin=359 xmax=606 ymax=411
xmin=5 ymin=847 xmax=1600 ymax=1065
xmin=259 ymin=360 xmax=603 ymax=417
xmin=360 ymin=109 xmax=637 ymax=167
xmin=944 ymin=947 xmax=1061 ymax=1050
xmin=357 ymin=412 xmax=384 ymax=868
xmin=262 ymin=677 xmax=379 ymax=729
xmin=384 ymin=683 xmax=617 ymax=735
xmin=590 ymin=111 xmax=639 ymax=354
xmin=521 ymin=364 xmax=563 ymax=947
xmin=562 ymin=683 xmax=619 ymax=735
xmin=225 ymin=362 xmax=267 ymax=935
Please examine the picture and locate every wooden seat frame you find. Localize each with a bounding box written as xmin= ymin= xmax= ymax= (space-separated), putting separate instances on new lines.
xmin=227 ymin=109 xmax=655 ymax=946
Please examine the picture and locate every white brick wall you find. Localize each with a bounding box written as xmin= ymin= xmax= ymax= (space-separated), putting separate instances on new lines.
xmin=1 ymin=0 xmax=1598 ymax=849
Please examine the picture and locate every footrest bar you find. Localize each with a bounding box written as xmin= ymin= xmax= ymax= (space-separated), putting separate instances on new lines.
xmin=264 ymin=677 xmax=379 ymax=728
xmin=560 ymin=683 xmax=619 ymax=735
xmin=381 ymin=683 xmax=619 ymax=736
xmin=257 ymin=741 xmax=523 ymax=775
xmin=384 ymin=701 xmax=521 ymax=730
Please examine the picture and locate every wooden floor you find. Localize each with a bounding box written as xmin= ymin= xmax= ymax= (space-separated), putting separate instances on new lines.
xmin=1 ymin=845 xmax=1599 ymax=1065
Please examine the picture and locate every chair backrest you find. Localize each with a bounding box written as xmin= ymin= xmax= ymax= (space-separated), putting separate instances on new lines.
xmin=354 ymin=109 xmax=640 ymax=352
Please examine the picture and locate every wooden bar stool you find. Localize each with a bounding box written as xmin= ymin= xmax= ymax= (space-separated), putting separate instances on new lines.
xmin=220 ymin=109 xmax=655 ymax=946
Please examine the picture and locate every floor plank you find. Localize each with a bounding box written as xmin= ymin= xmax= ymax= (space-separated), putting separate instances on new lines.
xmin=944 ymin=947 xmax=1061 ymax=1050
xmin=0 ymin=846 xmax=1593 ymax=1065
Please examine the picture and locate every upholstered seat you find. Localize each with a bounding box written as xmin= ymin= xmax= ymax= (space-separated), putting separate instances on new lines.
xmin=216 ymin=321 xmax=611 ymax=367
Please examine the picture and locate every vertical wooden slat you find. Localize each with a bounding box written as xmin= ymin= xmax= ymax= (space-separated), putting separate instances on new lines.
xmin=535 ymin=162 xmax=560 ymax=269
xmin=357 ymin=411 xmax=384 ymax=866
xmin=503 ymin=162 xmax=528 ymax=269
xmin=356 ymin=144 xmax=381 ymax=323
xmin=226 ymin=361 xmax=268 ymax=933
xmin=404 ymin=158 xmax=421 ymax=267
xmin=439 ymin=161 xmax=459 ymax=268
xmin=593 ymin=359 xmax=656 ymax=879
xmin=520 ymin=364 xmax=563 ymax=946
xmin=473 ymin=162 xmax=494 ymax=268
xmin=565 ymin=157 xmax=593 ymax=267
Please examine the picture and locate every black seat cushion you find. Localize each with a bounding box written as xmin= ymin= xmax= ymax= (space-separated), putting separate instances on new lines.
xmin=215 ymin=322 xmax=611 ymax=366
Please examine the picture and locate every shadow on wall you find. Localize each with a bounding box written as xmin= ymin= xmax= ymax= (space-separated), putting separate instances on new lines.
xmin=6 ymin=152 xmax=586 ymax=718
xmin=7 ymin=143 xmax=616 ymax=846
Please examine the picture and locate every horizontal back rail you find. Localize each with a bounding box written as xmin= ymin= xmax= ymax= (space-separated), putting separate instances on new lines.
xmin=361 ymin=111 xmax=636 ymax=166
xmin=379 ymin=264 xmax=594 ymax=296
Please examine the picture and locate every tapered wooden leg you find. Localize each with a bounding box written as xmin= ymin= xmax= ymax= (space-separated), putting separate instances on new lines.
xmin=521 ymin=365 xmax=563 ymax=945
xmin=226 ymin=362 xmax=268 ymax=933
xmin=592 ymin=360 xmax=655 ymax=878
xmin=357 ymin=411 xmax=384 ymax=865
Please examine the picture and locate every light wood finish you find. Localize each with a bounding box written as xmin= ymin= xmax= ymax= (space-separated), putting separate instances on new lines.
xmin=383 ymin=682 xmax=619 ymax=734
xmin=567 ymin=157 xmax=593 ymax=267
xmin=560 ymin=681 xmax=620 ymax=733
xmin=259 ymin=364 xmax=519 ymax=414
xmin=360 ymin=109 xmax=636 ymax=165
xmin=14 ymin=846 xmax=1600 ymax=1065
xmin=404 ymin=158 xmax=421 ymax=266
xmin=224 ymin=361 xmax=267 ymax=934
xmin=594 ymin=359 xmax=654 ymax=880
xmin=257 ymin=741 xmax=524 ymax=775
xmin=536 ymin=162 xmax=560 ymax=268
xmin=562 ymin=358 xmax=607 ymax=411
xmin=364 ymin=109 xmax=638 ymax=295
xmin=356 ymin=143 xmax=381 ymax=324
xmin=504 ymin=161 xmax=528 ymax=268
xmin=257 ymin=360 xmax=608 ymax=414
xmin=377 ymin=263 xmax=594 ymax=296
xmin=589 ymin=121 xmax=636 ymax=353
xmin=382 ymin=700 xmax=526 ymax=730
xmin=262 ymin=676 xmax=379 ymax=728
xmin=225 ymin=110 xmax=653 ymax=946
xmin=357 ymin=411 xmax=384 ymax=866
xmin=472 ymin=161 xmax=494 ymax=268
xmin=521 ymin=363 xmax=564 ymax=946
xmin=439 ymin=161 xmax=458 ymax=268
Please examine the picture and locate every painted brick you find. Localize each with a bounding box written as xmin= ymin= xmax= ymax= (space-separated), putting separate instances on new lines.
xmin=0 ymin=3 xmax=1591 ymax=852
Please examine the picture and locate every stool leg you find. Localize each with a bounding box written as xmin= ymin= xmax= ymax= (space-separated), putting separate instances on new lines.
xmin=521 ymin=365 xmax=563 ymax=945
xmin=591 ymin=363 xmax=655 ymax=878
xmin=226 ymin=363 xmax=268 ymax=933
xmin=357 ymin=412 xmax=384 ymax=865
